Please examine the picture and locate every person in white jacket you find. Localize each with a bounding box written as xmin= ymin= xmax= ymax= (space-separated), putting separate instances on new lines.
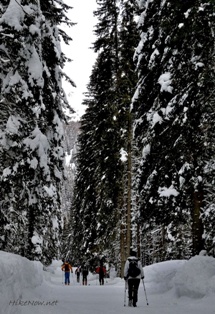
xmin=124 ymin=250 xmax=144 ymax=307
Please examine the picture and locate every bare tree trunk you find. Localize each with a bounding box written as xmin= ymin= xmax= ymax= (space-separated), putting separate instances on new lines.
xmin=126 ymin=112 xmax=132 ymax=257
xmin=137 ymin=222 xmax=141 ymax=258
xmin=192 ymin=190 xmax=204 ymax=255
xmin=120 ymin=222 xmax=126 ymax=278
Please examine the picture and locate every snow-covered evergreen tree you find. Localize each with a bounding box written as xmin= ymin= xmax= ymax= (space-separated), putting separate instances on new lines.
xmin=69 ymin=0 xmax=139 ymax=263
xmin=70 ymin=0 xmax=121 ymax=260
xmin=132 ymin=0 xmax=215 ymax=259
xmin=0 ymin=0 xmax=74 ymax=264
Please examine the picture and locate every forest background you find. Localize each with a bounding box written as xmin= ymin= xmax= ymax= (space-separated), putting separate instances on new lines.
xmin=0 ymin=0 xmax=214 ymax=276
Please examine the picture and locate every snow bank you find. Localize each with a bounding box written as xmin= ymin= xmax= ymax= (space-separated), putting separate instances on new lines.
xmin=173 ymin=255 xmax=215 ymax=298
xmin=45 ymin=259 xmax=62 ymax=273
xmin=144 ymin=259 xmax=186 ymax=293
xmin=144 ymin=255 xmax=215 ymax=299
xmin=1 ymin=250 xmax=215 ymax=314
xmin=0 ymin=251 xmax=43 ymax=314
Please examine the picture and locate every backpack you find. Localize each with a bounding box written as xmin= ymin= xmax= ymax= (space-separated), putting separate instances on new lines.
xmin=127 ymin=259 xmax=141 ymax=278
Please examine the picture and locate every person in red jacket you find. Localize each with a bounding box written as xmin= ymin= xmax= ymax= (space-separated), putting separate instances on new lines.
xmin=95 ymin=263 xmax=106 ymax=285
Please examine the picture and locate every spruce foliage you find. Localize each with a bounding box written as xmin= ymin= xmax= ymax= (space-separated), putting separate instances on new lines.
xmin=132 ymin=0 xmax=215 ymax=259
xmin=69 ymin=0 xmax=139 ymax=262
xmin=0 ymin=0 xmax=74 ymax=264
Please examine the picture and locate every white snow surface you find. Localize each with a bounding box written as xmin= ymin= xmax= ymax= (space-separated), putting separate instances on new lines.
xmin=1 ymin=251 xmax=215 ymax=314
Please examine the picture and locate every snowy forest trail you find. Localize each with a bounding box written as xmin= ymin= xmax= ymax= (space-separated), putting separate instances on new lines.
xmin=18 ymin=266 xmax=215 ymax=314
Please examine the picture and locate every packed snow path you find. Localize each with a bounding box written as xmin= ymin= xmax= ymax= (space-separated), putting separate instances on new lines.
xmin=1 ymin=252 xmax=215 ymax=314
xmin=21 ymin=282 xmax=215 ymax=314
xmin=18 ymin=272 xmax=215 ymax=314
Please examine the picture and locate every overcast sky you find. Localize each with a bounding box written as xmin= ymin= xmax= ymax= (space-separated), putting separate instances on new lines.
xmin=62 ymin=0 xmax=98 ymax=120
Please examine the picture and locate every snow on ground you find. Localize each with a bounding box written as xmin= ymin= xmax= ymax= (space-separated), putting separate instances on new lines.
xmin=1 ymin=251 xmax=215 ymax=314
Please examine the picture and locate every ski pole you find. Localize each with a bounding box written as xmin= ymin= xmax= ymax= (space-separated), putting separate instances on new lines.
xmin=124 ymin=280 xmax=128 ymax=306
xmin=142 ymin=279 xmax=149 ymax=305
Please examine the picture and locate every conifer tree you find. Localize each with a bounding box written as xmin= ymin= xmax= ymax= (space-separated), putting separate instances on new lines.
xmin=70 ymin=0 xmax=139 ymax=263
xmin=132 ymin=0 xmax=215 ymax=259
xmin=71 ymin=0 xmax=121 ymax=260
xmin=0 ymin=0 xmax=74 ymax=264
xmin=200 ymin=0 xmax=215 ymax=253
xmin=117 ymin=0 xmax=139 ymax=269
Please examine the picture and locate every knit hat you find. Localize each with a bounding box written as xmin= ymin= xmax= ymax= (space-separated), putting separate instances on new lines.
xmin=130 ymin=249 xmax=137 ymax=257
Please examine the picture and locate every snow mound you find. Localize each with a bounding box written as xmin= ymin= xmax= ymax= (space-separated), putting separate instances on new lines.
xmin=144 ymin=259 xmax=186 ymax=293
xmin=144 ymin=255 xmax=215 ymax=299
xmin=45 ymin=259 xmax=63 ymax=274
xmin=0 ymin=251 xmax=43 ymax=314
xmin=173 ymin=255 xmax=215 ymax=298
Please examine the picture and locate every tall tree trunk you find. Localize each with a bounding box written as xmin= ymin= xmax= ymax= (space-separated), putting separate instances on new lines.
xmin=192 ymin=190 xmax=204 ymax=255
xmin=137 ymin=222 xmax=141 ymax=259
xmin=120 ymin=222 xmax=126 ymax=278
xmin=126 ymin=112 xmax=132 ymax=257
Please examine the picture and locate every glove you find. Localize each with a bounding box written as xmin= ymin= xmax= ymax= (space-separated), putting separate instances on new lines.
xmin=124 ymin=276 xmax=127 ymax=281
xmin=141 ymin=276 xmax=144 ymax=279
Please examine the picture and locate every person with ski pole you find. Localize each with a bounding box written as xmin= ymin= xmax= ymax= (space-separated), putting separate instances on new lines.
xmin=75 ymin=266 xmax=81 ymax=283
xmin=61 ymin=261 xmax=73 ymax=285
xmin=124 ymin=249 xmax=144 ymax=307
xmin=81 ymin=264 xmax=89 ymax=285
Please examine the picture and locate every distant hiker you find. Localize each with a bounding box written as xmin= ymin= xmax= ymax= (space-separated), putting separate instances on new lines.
xmin=81 ymin=264 xmax=89 ymax=285
xmin=75 ymin=266 xmax=81 ymax=283
xmin=61 ymin=261 xmax=73 ymax=285
xmin=124 ymin=250 xmax=144 ymax=307
xmin=95 ymin=264 xmax=106 ymax=285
